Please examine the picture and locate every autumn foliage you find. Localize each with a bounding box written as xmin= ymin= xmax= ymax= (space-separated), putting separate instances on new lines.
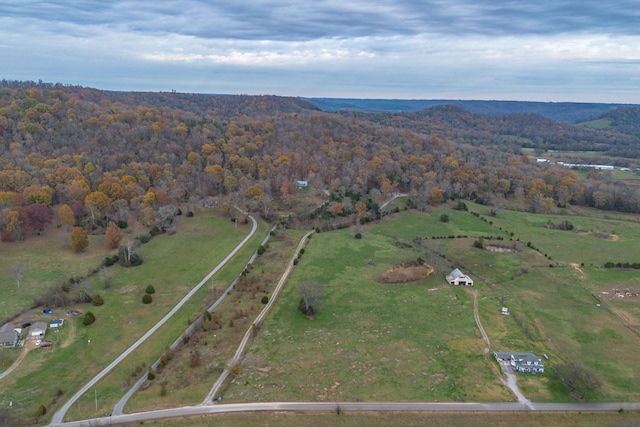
xmin=105 ymin=221 xmax=122 ymax=249
xmin=1 ymin=79 xmax=640 ymax=251
xmin=70 ymin=227 xmax=89 ymax=252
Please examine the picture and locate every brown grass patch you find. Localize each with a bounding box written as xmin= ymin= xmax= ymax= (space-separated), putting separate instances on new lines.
xmin=380 ymin=263 xmax=434 ymax=284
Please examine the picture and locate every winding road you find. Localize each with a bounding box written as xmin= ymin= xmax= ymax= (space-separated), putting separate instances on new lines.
xmin=51 ymin=213 xmax=257 ymax=425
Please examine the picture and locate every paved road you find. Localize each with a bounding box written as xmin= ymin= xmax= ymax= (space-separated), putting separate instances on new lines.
xmin=55 ymin=400 xmax=640 ymax=426
xmin=203 ymin=230 xmax=314 ymax=404
xmin=51 ymin=214 xmax=258 ymax=425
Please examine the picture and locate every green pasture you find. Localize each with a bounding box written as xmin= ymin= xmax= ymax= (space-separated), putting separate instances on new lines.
xmin=225 ymin=218 xmax=511 ymax=403
xmin=0 ymin=232 xmax=109 ymax=323
xmin=3 ymin=203 xmax=640 ymax=424
xmin=0 ymin=210 xmax=267 ymax=423
xmin=468 ymin=203 xmax=640 ymax=266
xmin=226 ymin=208 xmax=640 ymax=404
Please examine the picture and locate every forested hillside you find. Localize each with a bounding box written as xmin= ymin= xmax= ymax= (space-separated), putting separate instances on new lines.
xmin=1 ymin=81 xmax=640 ymax=244
xmin=579 ymin=107 xmax=640 ymax=138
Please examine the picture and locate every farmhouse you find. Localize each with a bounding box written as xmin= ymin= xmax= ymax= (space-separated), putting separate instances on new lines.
xmin=30 ymin=322 xmax=47 ymax=339
xmin=494 ymin=351 xmax=545 ymax=374
xmin=0 ymin=323 xmax=19 ymax=348
xmin=446 ymin=268 xmax=474 ymax=286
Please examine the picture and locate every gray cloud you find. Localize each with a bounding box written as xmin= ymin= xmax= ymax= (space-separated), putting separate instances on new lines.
xmin=1 ymin=0 xmax=639 ymax=102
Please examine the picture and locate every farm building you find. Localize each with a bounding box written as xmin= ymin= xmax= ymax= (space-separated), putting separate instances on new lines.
xmin=49 ymin=319 xmax=64 ymax=328
xmin=30 ymin=322 xmax=47 ymax=339
xmin=295 ymin=180 xmax=308 ymax=188
xmin=494 ymin=351 xmax=545 ymax=374
xmin=0 ymin=323 xmax=19 ymax=348
xmin=446 ymin=268 xmax=474 ymax=286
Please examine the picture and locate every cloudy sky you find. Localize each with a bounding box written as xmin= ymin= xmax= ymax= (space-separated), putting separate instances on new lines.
xmin=1 ymin=1 xmax=639 ymax=102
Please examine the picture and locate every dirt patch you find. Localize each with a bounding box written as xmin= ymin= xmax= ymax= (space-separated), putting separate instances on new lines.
xmin=601 ymin=287 xmax=640 ymax=303
xmin=570 ymin=263 xmax=586 ymax=278
xmin=380 ymin=263 xmax=434 ymax=284
xmin=609 ymin=306 xmax=639 ymax=327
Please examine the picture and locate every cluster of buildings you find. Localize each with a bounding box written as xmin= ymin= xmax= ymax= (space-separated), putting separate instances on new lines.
xmin=0 ymin=318 xmax=64 ymax=348
xmin=445 ymin=268 xmax=544 ymax=375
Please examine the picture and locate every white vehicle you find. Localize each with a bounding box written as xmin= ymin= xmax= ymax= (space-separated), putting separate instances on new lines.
xmin=35 ymin=340 xmax=42 ymax=346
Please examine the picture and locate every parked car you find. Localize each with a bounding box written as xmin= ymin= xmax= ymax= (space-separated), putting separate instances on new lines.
xmin=35 ymin=340 xmax=42 ymax=346
xmin=43 ymin=308 xmax=52 ymax=314
xmin=21 ymin=322 xmax=32 ymax=328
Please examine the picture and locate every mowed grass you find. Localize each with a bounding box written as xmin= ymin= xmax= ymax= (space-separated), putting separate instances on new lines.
xmin=226 ymin=213 xmax=511 ymax=403
xmin=0 ymin=210 xmax=267 ymax=424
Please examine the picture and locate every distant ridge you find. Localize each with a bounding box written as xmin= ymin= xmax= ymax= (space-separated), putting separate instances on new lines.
xmin=303 ymin=98 xmax=638 ymax=123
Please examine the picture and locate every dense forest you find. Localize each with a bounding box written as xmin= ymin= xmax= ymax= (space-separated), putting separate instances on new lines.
xmin=1 ymin=80 xmax=640 ymax=243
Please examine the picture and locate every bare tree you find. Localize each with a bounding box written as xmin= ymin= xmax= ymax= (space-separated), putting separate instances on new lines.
xmin=11 ymin=264 xmax=27 ymax=289
xmin=297 ymin=279 xmax=325 ymax=319
xmin=554 ymin=362 xmax=602 ymax=400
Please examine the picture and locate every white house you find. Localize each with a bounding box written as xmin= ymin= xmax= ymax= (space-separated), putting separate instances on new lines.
xmin=295 ymin=180 xmax=308 ymax=189
xmin=446 ymin=268 xmax=474 ymax=286
xmin=494 ymin=351 xmax=545 ymax=374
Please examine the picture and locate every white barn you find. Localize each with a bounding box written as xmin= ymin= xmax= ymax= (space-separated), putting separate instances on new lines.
xmin=446 ymin=268 xmax=474 ymax=286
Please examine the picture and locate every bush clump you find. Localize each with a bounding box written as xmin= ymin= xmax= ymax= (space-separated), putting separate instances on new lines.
xmin=145 ymin=284 xmax=156 ymax=294
xmin=92 ymin=294 xmax=104 ymax=306
xmin=261 ymin=296 xmax=269 ymax=304
xmin=142 ymin=294 xmax=153 ymax=304
xmin=83 ymin=311 xmax=96 ymax=325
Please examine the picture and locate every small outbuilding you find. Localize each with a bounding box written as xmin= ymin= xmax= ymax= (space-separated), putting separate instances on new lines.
xmin=446 ymin=268 xmax=474 ymax=286
xmin=49 ymin=319 xmax=64 ymax=328
xmin=30 ymin=322 xmax=47 ymax=339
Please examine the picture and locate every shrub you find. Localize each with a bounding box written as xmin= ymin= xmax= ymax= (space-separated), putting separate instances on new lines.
xmin=354 ymin=232 xmax=362 ymax=239
xmin=147 ymin=371 xmax=155 ymax=380
xmin=186 ymin=210 xmax=194 ymax=217
xmin=261 ymin=296 xmax=269 ymax=304
xmin=37 ymin=405 xmax=47 ymax=416
xmin=142 ymin=294 xmax=153 ymax=304
xmin=145 ymin=284 xmax=156 ymax=294
xmin=104 ymin=254 xmax=119 ymax=267
xmin=440 ymin=213 xmax=449 ymax=222
xmin=117 ymin=220 xmax=128 ymax=229
xmin=137 ymin=234 xmax=151 ymax=244
xmin=92 ymin=294 xmax=104 ymax=306
xmin=257 ymin=245 xmax=266 ymax=255
xmin=129 ymin=253 xmax=143 ymax=266
xmin=293 ymin=258 xmax=299 ymax=265
xmin=83 ymin=311 xmax=96 ymax=325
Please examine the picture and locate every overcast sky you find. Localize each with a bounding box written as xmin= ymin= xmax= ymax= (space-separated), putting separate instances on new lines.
xmin=1 ymin=1 xmax=639 ymax=102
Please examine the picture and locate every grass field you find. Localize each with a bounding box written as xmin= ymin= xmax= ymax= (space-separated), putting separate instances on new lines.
xmin=0 ymin=209 xmax=267 ymax=423
xmin=3 ymin=203 xmax=640 ymax=425
xmin=224 ymin=207 xmax=640 ymax=404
